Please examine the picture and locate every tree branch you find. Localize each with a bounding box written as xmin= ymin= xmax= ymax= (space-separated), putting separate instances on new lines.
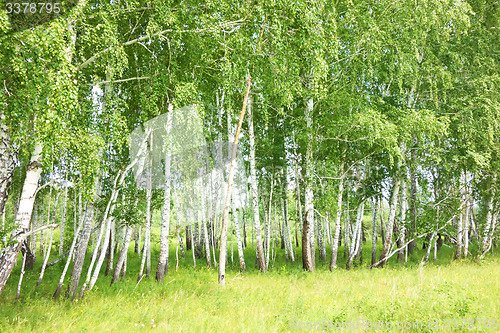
xmin=78 ymin=19 xmax=247 ymax=71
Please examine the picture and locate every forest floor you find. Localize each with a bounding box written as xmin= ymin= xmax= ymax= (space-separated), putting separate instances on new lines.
xmin=0 ymin=240 xmax=499 ymax=332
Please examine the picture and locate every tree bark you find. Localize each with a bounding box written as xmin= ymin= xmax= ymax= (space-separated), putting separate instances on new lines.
xmin=302 ymin=96 xmax=315 ymax=272
xmin=379 ymin=177 xmax=401 ymax=266
xmin=156 ymin=107 xmax=173 ymax=282
xmin=111 ymin=226 xmax=133 ymax=284
xmin=37 ymin=226 xmax=55 ymax=286
xmin=232 ymin=207 xmax=246 ymax=271
xmin=59 ymin=172 xmax=69 ymax=256
xmin=0 ymin=112 xmax=19 ymax=219
xmin=329 ymin=171 xmax=344 ymax=272
xmin=68 ymin=175 xmax=101 ymax=299
xmin=371 ymin=197 xmax=378 ymax=266
xmin=0 ymin=142 xmax=43 ymax=296
xmin=347 ymin=201 xmax=364 ymax=270
xmin=247 ymin=94 xmax=266 ymax=272
xmin=53 ymin=216 xmax=82 ymax=299
xmin=398 ymin=178 xmax=408 ymax=262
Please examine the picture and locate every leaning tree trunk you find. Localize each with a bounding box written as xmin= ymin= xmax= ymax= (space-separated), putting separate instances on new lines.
xmin=218 ymin=74 xmax=251 ymax=286
xmin=302 ymin=96 xmax=315 ymax=272
xmin=247 ymin=94 xmax=266 ymax=271
xmin=53 ymin=218 xmax=82 ymax=298
xmin=80 ymin=170 xmax=122 ymax=295
xmin=68 ymin=175 xmax=100 ymax=299
xmin=37 ymin=226 xmax=55 ymax=286
xmin=111 ymin=225 xmax=133 ymax=284
xmin=0 ymin=142 xmax=43 ymax=296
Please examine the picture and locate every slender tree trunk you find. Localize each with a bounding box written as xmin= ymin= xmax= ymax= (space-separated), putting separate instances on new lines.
xmin=111 ymin=226 xmax=133 ymax=284
xmin=379 ymin=197 xmax=385 ymax=244
xmin=80 ymin=171 xmax=122 ymax=294
xmin=293 ymin=133 xmax=302 ymax=250
xmin=59 ymin=173 xmax=69 ymax=256
xmin=282 ymin=192 xmax=294 ymax=262
xmin=106 ymin=220 xmax=116 ymax=276
xmin=138 ymin=136 xmax=153 ymax=280
xmin=302 ymin=96 xmax=315 ymax=272
xmin=455 ymin=175 xmax=464 ymax=260
xmin=344 ymin=196 xmax=350 ymax=259
xmin=202 ymin=194 xmax=212 ymax=268
xmin=482 ymin=177 xmax=496 ymax=255
xmin=218 ymin=74 xmax=251 ymax=285
xmin=28 ymin=204 xmax=38 ymax=269
xmin=265 ymin=179 xmax=274 ymax=269
xmin=15 ymin=251 xmax=27 ymax=301
xmin=186 ymin=226 xmax=192 ymax=251
xmin=421 ymin=232 xmax=436 ymax=265
xmin=174 ymin=189 xmax=185 ymax=258
xmin=408 ymin=141 xmax=418 ymax=254
xmin=247 ymin=94 xmax=266 ymax=271
xmin=379 ymin=177 xmax=401 ymax=266
xmin=330 ymin=172 xmax=346 ymax=271
xmin=398 ymin=178 xmax=408 ymax=262
xmin=53 ymin=217 xmax=82 ymax=298
xmin=463 ymin=171 xmax=471 ymax=258
xmin=0 ymin=142 xmax=43 ymax=296
xmin=37 ymin=226 xmax=55 ymax=286
xmin=347 ymin=201 xmax=364 ymax=270
xmin=243 ymin=213 xmax=247 ymax=249
xmin=232 ymin=207 xmax=246 ymax=271
xmin=156 ymin=107 xmax=173 ymax=282
xmin=371 ymin=197 xmax=378 ymax=266
xmin=68 ymin=175 xmax=100 ymax=299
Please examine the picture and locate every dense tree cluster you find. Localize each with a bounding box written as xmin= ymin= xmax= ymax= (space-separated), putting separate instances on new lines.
xmin=0 ymin=0 xmax=498 ymax=296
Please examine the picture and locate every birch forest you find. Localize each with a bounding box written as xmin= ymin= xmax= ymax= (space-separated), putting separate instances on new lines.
xmin=0 ymin=0 xmax=499 ymax=331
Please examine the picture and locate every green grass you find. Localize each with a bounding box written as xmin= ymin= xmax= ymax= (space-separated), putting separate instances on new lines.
xmin=1 ymin=235 xmax=499 ymax=332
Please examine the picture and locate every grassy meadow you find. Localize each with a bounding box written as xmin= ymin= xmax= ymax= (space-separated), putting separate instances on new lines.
xmin=1 ymin=223 xmax=499 ymax=333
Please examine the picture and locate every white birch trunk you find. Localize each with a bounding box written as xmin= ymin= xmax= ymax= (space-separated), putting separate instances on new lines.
xmin=0 ymin=142 xmax=43 ymax=295
xmin=218 ymin=75 xmax=251 ymax=285
xmin=112 ymin=226 xmax=133 ymax=284
xmin=303 ymin=96 xmax=315 ymax=271
xmin=398 ymin=178 xmax=408 ymax=262
xmin=53 ymin=216 xmax=82 ymax=298
xmin=232 ymin=207 xmax=246 ymax=271
xmin=80 ymin=171 xmax=121 ymax=294
xmin=59 ymin=173 xmax=69 ymax=256
xmin=329 ymin=172 xmax=345 ymax=271
xmin=156 ymin=107 xmax=173 ymax=282
xmin=37 ymin=226 xmax=55 ymax=286
xmin=371 ymin=197 xmax=378 ymax=266
xmin=379 ymin=177 xmax=401 ymax=265
xmin=247 ymin=94 xmax=266 ymax=271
